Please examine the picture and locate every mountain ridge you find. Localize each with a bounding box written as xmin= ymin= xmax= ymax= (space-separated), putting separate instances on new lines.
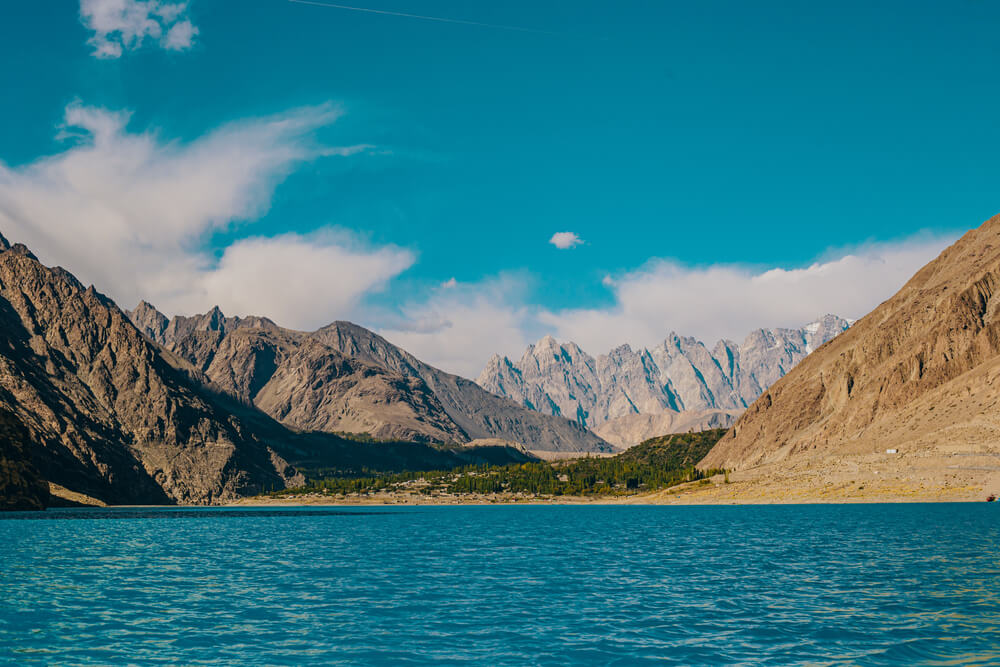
xmin=698 ymin=214 xmax=1000 ymax=499
xmin=0 ymin=237 xmax=305 ymax=505
xmin=128 ymin=307 xmax=613 ymax=454
xmin=476 ymin=315 xmax=851 ymax=446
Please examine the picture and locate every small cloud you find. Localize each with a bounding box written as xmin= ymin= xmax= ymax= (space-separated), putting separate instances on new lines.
xmin=441 ymin=277 xmax=458 ymax=288
xmin=549 ymin=231 xmax=583 ymax=249
xmin=80 ymin=0 xmax=199 ymax=58
xmin=162 ymin=18 xmax=197 ymax=50
xmin=317 ymin=143 xmax=375 ymax=157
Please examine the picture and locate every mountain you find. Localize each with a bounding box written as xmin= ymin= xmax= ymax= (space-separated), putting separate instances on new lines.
xmin=0 ymin=235 xmax=558 ymax=509
xmin=129 ymin=303 xmax=467 ymax=445
xmin=700 ymin=215 xmax=1000 ymax=497
xmin=592 ymin=408 xmax=743 ymax=450
xmin=0 ymin=407 xmax=48 ymax=510
xmin=129 ymin=307 xmax=612 ymax=454
xmin=476 ymin=315 xmax=851 ymax=445
xmin=0 ymin=238 xmax=303 ymax=506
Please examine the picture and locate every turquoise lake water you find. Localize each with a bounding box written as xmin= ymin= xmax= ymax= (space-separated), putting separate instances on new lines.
xmin=1 ymin=504 xmax=999 ymax=665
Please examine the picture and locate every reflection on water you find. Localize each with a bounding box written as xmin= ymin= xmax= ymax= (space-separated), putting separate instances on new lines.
xmin=1 ymin=504 xmax=999 ymax=665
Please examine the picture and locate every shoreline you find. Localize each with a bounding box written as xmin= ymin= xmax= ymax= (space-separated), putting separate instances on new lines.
xmin=225 ymin=476 xmax=992 ymax=507
xmin=42 ymin=460 xmax=998 ymax=509
xmin=29 ymin=493 xmax=990 ymax=511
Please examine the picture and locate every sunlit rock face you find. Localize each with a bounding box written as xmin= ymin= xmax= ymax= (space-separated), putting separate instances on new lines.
xmin=477 ymin=315 xmax=852 ymax=434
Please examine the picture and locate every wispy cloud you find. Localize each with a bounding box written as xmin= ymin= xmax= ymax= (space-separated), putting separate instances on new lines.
xmin=286 ymin=0 xmax=556 ymax=35
xmin=549 ymin=231 xmax=583 ymax=249
xmin=0 ymin=102 xmax=411 ymax=329
xmin=80 ymin=0 xmax=198 ymax=58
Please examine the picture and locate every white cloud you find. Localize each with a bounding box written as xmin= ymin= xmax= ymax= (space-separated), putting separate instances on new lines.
xmin=0 ymin=108 xmax=961 ymax=382
xmin=0 ymin=102 xmax=412 ymax=329
xmin=201 ymin=232 xmax=413 ymax=330
xmin=80 ymin=0 xmax=198 ymax=58
xmin=381 ymin=234 xmax=957 ymax=379
xmin=162 ymin=18 xmax=197 ymax=50
xmin=377 ymin=275 xmax=541 ymax=379
xmin=540 ymin=235 xmax=958 ymax=354
xmin=549 ymin=231 xmax=583 ymax=249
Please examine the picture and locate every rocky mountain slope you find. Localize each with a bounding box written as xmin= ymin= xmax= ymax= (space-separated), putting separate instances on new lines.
xmin=477 ymin=316 xmax=850 ymax=443
xmin=0 ymin=237 xmax=304 ymax=506
xmin=130 ymin=303 xmax=466 ymax=444
xmin=0 ymin=235 xmax=553 ymax=509
xmin=129 ymin=308 xmax=611 ymax=454
xmin=699 ymin=214 xmax=1000 ymax=499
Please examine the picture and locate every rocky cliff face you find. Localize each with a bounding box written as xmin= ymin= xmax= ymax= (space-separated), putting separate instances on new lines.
xmin=0 ymin=237 xmax=302 ymax=505
xmin=131 ymin=304 xmax=468 ymax=444
xmin=130 ymin=310 xmax=612 ymax=453
xmin=477 ymin=315 xmax=851 ymax=435
xmin=0 ymin=407 xmax=48 ymax=510
xmin=700 ymin=214 xmax=1000 ymax=474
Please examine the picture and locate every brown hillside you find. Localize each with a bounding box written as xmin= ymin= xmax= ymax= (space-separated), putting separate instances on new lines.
xmin=700 ymin=214 xmax=1000 ymax=498
xmin=129 ymin=305 xmax=612 ymax=453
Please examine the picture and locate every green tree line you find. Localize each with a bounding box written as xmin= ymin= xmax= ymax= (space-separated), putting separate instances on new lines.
xmin=270 ymin=428 xmax=728 ymax=498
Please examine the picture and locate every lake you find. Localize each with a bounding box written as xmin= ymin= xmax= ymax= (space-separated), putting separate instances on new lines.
xmin=1 ymin=504 xmax=998 ymax=665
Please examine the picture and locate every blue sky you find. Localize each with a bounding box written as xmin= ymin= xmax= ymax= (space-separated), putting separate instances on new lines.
xmin=0 ymin=1 xmax=995 ymax=376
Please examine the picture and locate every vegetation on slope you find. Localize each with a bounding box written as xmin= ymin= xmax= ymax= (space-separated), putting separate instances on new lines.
xmin=269 ymin=428 xmax=728 ymax=499
xmin=0 ymin=407 xmax=49 ymax=511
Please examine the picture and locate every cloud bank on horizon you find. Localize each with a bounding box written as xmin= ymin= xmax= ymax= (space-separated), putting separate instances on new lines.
xmin=379 ymin=233 xmax=956 ymax=377
xmin=80 ymin=0 xmax=198 ymax=58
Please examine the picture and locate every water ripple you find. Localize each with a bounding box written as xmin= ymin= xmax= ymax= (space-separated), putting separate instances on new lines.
xmin=1 ymin=504 xmax=999 ymax=665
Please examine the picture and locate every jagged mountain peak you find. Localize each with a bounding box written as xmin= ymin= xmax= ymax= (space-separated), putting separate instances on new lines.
xmin=608 ymin=343 xmax=635 ymax=357
xmin=132 ymin=299 xmax=159 ymax=313
xmin=477 ymin=316 xmax=851 ymax=444
xmin=127 ymin=300 xmax=170 ymax=341
xmin=525 ymin=334 xmax=566 ymax=358
xmin=8 ymin=243 xmax=37 ymax=260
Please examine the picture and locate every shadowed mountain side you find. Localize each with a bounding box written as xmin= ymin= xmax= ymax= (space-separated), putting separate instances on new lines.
xmin=0 ymin=239 xmax=304 ymax=505
xmin=701 ymin=214 xmax=1000 ymax=487
xmin=131 ymin=303 xmax=468 ymax=444
xmin=0 ymin=407 xmax=48 ymax=510
xmin=131 ymin=307 xmax=612 ymax=454
xmin=193 ymin=384 xmax=538 ymax=478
